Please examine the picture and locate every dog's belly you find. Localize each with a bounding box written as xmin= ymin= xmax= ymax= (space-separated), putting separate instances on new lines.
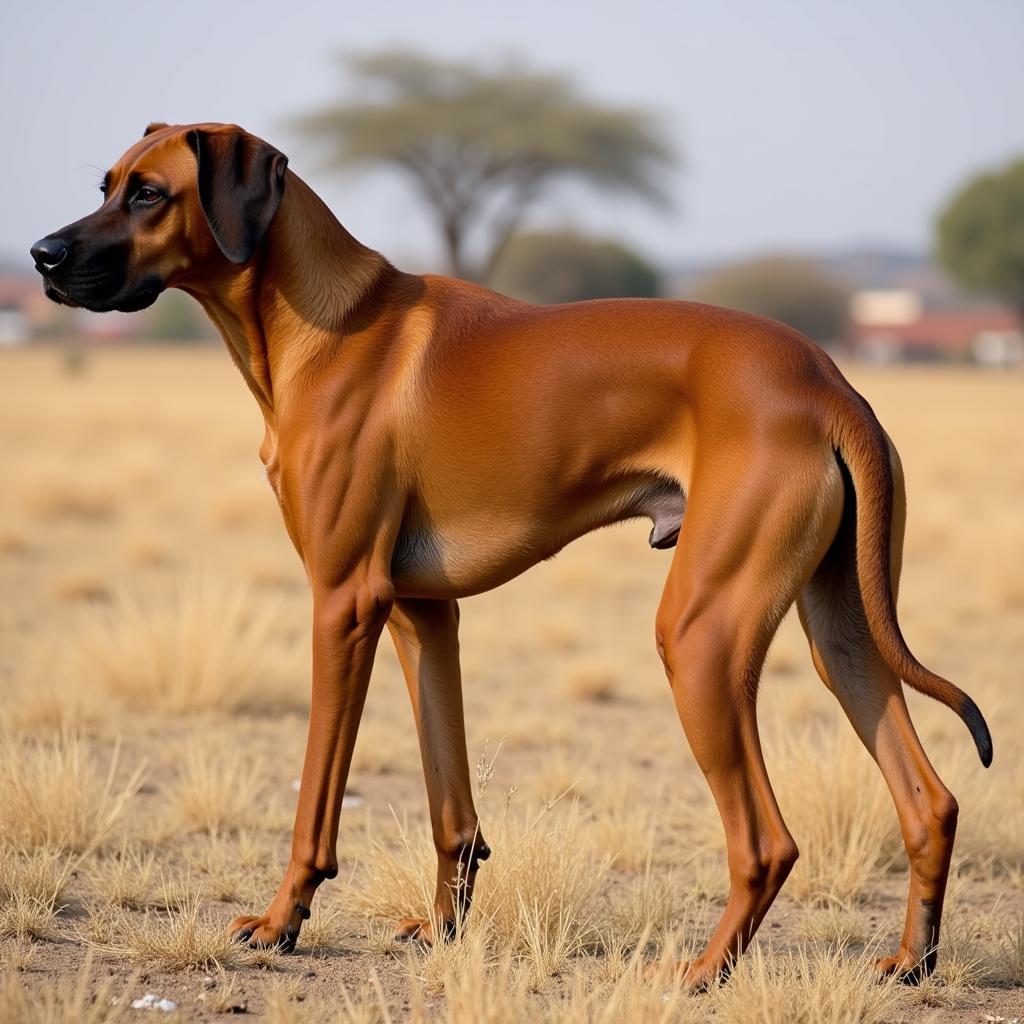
xmin=390 ymin=522 xmax=550 ymax=598
xmin=390 ymin=476 xmax=685 ymax=599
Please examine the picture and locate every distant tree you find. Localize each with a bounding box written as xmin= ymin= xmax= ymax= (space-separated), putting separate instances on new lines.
xmin=691 ymin=256 xmax=850 ymax=343
xmin=145 ymin=291 xmax=210 ymax=342
xmin=290 ymin=51 xmax=674 ymax=281
xmin=490 ymin=230 xmax=661 ymax=304
xmin=936 ymin=158 xmax=1024 ymax=321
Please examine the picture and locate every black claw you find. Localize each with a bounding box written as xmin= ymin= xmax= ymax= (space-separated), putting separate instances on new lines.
xmin=456 ymin=838 xmax=491 ymax=872
xmin=278 ymin=927 xmax=299 ymax=954
xmin=896 ymin=964 xmax=928 ymax=987
xmin=234 ymin=929 xmax=253 ymax=944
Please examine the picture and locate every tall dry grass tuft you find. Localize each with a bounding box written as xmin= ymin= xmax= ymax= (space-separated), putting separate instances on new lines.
xmin=551 ymin=940 xmax=704 ymax=1024
xmin=997 ymin=913 xmax=1024 ymax=985
xmin=0 ymin=953 xmax=129 ymax=1024
xmin=88 ymin=884 xmax=251 ymax=971
xmin=166 ymin=737 xmax=267 ymax=835
xmin=795 ymin=905 xmax=868 ymax=948
xmin=761 ymin=726 xmax=897 ymax=904
xmin=345 ymin=795 xmax=613 ymax=989
xmin=82 ymin=842 xmax=157 ymax=910
xmin=24 ymin=475 xmax=116 ymax=523
xmin=478 ymin=802 xmax=610 ymax=962
xmin=71 ymin=574 xmax=301 ymax=714
xmin=942 ymin=741 xmax=1024 ymax=873
xmin=2 ymin=673 xmax=99 ymax=735
xmin=561 ymin=657 xmax=621 ymax=703
xmin=0 ymin=942 xmax=36 ymax=972
xmin=406 ymin=933 xmax=704 ymax=1024
xmin=0 ymin=848 xmax=72 ymax=941
xmin=185 ymin=829 xmax=283 ymax=905
xmin=0 ymin=732 xmax=141 ymax=854
xmin=599 ymin=860 xmax=703 ymax=957
xmin=708 ymin=943 xmax=901 ymax=1024
xmin=262 ymin=978 xmax=374 ymax=1024
xmin=341 ymin=811 xmax=433 ymax=925
xmin=409 ymin=936 xmax=527 ymax=1022
xmin=587 ymin=781 xmax=659 ymax=870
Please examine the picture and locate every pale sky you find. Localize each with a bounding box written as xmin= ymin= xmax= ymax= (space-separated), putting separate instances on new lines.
xmin=2 ymin=0 xmax=1022 ymax=271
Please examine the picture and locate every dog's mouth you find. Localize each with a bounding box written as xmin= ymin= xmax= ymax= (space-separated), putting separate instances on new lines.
xmin=43 ymin=279 xmax=83 ymax=308
xmin=41 ymin=273 xmax=165 ymax=314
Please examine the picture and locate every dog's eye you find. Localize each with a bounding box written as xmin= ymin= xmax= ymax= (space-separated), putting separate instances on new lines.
xmin=133 ymin=186 xmax=164 ymax=206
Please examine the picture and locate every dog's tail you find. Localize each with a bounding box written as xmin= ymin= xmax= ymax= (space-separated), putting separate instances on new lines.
xmin=829 ymin=395 xmax=993 ymax=768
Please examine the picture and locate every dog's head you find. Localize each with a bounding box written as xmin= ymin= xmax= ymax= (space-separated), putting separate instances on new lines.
xmin=30 ymin=123 xmax=288 ymax=312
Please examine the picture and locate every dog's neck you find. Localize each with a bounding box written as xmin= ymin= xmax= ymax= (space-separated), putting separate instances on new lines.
xmin=183 ymin=172 xmax=392 ymax=424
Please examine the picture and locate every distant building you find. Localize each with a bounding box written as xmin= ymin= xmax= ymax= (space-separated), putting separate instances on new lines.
xmin=0 ymin=268 xmax=146 ymax=341
xmin=0 ymin=306 xmax=27 ymax=345
xmin=0 ymin=275 xmax=31 ymax=345
xmin=849 ymin=289 xmax=1022 ymax=365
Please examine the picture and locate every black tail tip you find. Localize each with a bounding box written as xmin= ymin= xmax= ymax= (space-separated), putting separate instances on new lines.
xmin=962 ymin=697 xmax=993 ymax=768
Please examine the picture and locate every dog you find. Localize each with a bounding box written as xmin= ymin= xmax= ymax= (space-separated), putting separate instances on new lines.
xmin=31 ymin=122 xmax=992 ymax=988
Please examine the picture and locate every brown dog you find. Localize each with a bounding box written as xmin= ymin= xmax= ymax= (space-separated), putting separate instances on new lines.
xmin=31 ymin=123 xmax=991 ymax=988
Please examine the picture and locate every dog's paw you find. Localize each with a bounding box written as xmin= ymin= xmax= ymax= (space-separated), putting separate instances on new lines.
xmin=393 ymin=916 xmax=457 ymax=946
xmin=875 ymin=947 xmax=936 ymax=985
xmin=643 ymin=955 xmax=723 ymax=992
xmin=394 ymin=917 xmax=432 ymax=945
xmin=230 ymin=903 xmax=309 ymax=954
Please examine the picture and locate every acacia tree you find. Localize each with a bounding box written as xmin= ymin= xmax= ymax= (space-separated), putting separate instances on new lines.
xmin=692 ymin=257 xmax=850 ymax=343
xmin=290 ymin=51 xmax=674 ymax=280
xmin=936 ymin=158 xmax=1024 ymax=322
xmin=490 ymin=230 xmax=661 ymax=304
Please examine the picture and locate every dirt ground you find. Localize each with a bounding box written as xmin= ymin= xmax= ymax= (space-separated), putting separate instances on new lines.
xmin=0 ymin=345 xmax=1021 ymax=1022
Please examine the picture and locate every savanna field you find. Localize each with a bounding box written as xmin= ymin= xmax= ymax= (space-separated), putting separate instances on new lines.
xmin=0 ymin=345 xmax=1021 ymax=1022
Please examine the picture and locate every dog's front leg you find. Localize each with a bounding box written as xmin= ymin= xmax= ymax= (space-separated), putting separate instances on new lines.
xmin=387 ymin=597 xmax=489 ymax=945
xmin=231 ymin=576 xmax=394 ymax=951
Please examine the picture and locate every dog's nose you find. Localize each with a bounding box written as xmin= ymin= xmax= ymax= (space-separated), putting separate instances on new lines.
xmin=30 ymin=236 xmax=70 ymax=272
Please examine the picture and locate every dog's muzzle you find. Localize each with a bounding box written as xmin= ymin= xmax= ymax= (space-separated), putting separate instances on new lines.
xmin=30 ymin=236 xmax=70 ymax=274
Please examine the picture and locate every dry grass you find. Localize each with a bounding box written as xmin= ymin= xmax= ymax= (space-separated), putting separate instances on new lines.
xmin=82 ymin=843 xmax=157 ymax=910
xmin=997 ymin=912 xmax=1024 ymax=985
xmin=24 ymin=476 xmax=117 ymax=523
xmin=706 ymin=943 xmax=902 ymax=1024
xmin=344 ymin=795 xmax=624 ymax=993
xmin=49 ymin=569 xmax=112 ymax=604
xmin=686 ymin=722 xmax=900 ymax=907
xmin=763 ymin=726 xmax=898 ymax=904
xmin=88 ymin=886 xmax=253 ymax=972
xmin=587 ymin=789 xmax=658 ymax=871
xmin=795 ymin=905 xmax=869 ymax=948
xmin=166 ymin=736 xmax=268 ymax=835
xmin=185 ymin=830 xmax=284 ymax=906
xmin=0 ymin=350 xmax=1020 ymax=1020
xmin=561 ymin=657 xmax=621 ymax=703
xmin=1 ymin=670 xmax=100 ymax=735
xmin=71 ymin=575 xmax=301 ymax=714
xmin=0 ymin=941 xmax=37 ymax=972
xmin=350 ymin=716 xmax=420 ymax=777
xmin=0 ymin=955 xmax=128 ymax=1024
xmin=0 ymin=848 xmax=72 ymax=941
xmin=0 ymin=732 xmax=141 ymax=854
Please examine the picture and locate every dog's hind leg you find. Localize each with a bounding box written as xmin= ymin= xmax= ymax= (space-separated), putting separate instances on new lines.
xmin=387 ymin=597 xmax=489 ymax=944
xmin=797 ymin=454 xmax=958 ymax=983
xmin=654 ymin=442 xmax=843 ymax=988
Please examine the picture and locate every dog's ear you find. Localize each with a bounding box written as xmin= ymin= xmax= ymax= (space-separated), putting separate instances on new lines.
xmin=143 ymin=122 xmax=168 ymax=137
xmin=187 ymin=127 xmax=288 ymax=265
